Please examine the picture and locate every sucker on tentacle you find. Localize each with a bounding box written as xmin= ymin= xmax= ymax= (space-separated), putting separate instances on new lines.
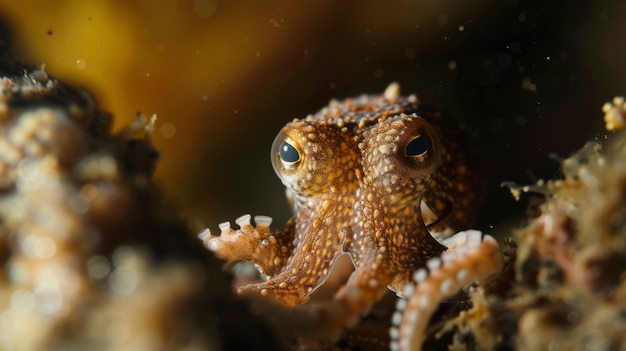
xmin=390 ymin=230 xmax=503 ymax=351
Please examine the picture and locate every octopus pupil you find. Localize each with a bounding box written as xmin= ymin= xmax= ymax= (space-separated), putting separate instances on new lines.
xmin=405 ymin=135 xmax=428 ymax=157
xmin=280 ymin=141 xmax=300 ymax=163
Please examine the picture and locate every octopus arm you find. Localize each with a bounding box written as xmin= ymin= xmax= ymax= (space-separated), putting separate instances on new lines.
xmin=201 ymin=215 xmax=296 ymax=277
xmin=329 ymin=251 xmax=398 ymax=329
xmin=238 ymin=224 xmax=345 ymax=307
xmin=390 ymin=230 xmax=503 ymax=351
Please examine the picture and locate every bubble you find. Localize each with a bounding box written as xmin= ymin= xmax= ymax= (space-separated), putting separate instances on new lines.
xmin=87 ymin=255 xmax=111 ymax=279
xmin=160 ymin=123 xmax=176 ymax=138
xmin=99 ymin=156 xmax=117 ymax=176
xmin=193 ymin=0 xmax=218 ymax=18
xmin=448 ymin=61 xmax=457 ymax=70
xmin=112 ymin=246 xmax=135 ymax=269
xmin=75 ymin=59 xmax=86 ymax=69
xmin=109 ymin=269 xmax=138 ymax=296
xmin=522 ymin=77 xmax=537 ymax=92
xmin=80 ymin=184 xmax=99 ymax=202
xmin=33 ymin=263 xmax=81 ymax=294
xmin=21 ymin=235 xmax=56 ymax=259
xmin=518 ymin=12 xmax=527 ymax=22
xmin=34 ymin=283 xmax=63 ymax=315
xmin=566 ymin=311 xmax=580 ymax=324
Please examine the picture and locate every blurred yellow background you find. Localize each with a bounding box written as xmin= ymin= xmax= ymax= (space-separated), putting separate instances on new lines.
xmin=2 ymin=0 xmax=625 ymax=230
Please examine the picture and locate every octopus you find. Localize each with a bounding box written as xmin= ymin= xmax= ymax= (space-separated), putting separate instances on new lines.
xmin=200 ymin=83 xmax=503 ymax=350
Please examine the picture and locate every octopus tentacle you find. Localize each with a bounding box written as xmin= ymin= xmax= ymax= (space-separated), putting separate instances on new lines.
xmin=200 ymin=215 xmax=296 ymax=277
xmin=331 ymin=255 xmax=396 ymax=327
xmin=238 ymin=241 xmax=344 ymax=307
xmin=237 ymin=207 xmax=347 ymax=307
xmin=390 ymin=230 xmax=502 ymax=351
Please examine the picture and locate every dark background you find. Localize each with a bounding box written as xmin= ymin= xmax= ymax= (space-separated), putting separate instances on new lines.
xmin=2 ymin=0 xmax=623 ymax=235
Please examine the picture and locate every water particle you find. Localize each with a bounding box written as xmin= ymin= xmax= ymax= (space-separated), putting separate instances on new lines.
xmin=567 ymin=311 xmax=580 ymax=324
xmin=75 ymin=59 xmax=86 ymax=70
xmin=522 ymin=77 xmax=537 ymax=92
xmin=160 ymin=123 xmax=176 ymax=138
xmin=518 ymin=12 xmax=527 ymax=22
xmin=34 ymin=284 xmax=63 ymax=314
xmin=405 ymin=47 xmax=416 ymax=59
xmin=112 ymin=246 xmax=136 ymax=269
xmin=80 ymin=184 xmax=99 ymax=202
xmin=88 ymin=255 xmax=111 ymax=279
xmin=98 ymin=156 xmax=117 ymax=176
xmin=193 ymin=0 xmax=217 ymax=18
xmin=438 ymin=14 xmax=449 ymax=25
xmin=109 ymin=269 xmax=138 ymax=296
xmin=22 ymin=235 xmax=56 ymax=259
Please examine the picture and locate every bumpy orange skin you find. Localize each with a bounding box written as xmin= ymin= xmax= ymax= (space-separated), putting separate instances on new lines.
xmin=204 ymin=84 xmax=492 ymax=348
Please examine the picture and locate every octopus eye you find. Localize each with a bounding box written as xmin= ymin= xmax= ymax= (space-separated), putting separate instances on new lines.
xmin=405 ymin=135 xmax=428 ymax=157
xmin=279 ymin=140 xmax=300 ymax=164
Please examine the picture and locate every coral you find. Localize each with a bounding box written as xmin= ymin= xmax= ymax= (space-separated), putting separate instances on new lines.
xmin=603 ymin=96 xmax=626 ymax=131
xmin=0 ymin=59 xmax=276 ymax=351
xmin=509 ymin=129 xmax=626 ymax=350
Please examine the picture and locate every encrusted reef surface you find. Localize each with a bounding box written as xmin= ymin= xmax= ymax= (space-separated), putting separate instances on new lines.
xmin=442 ymin=125 xmax=626 ymax=351
xmin=0 ymin=59 xmax=277 ymax=351
xmin=397 ymin=108 xmax=626 ymax=351
xmin=479 ymin=117 xmax=626 ymax=350
xmin=507 ymin=130 xmax=626 ymax=350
